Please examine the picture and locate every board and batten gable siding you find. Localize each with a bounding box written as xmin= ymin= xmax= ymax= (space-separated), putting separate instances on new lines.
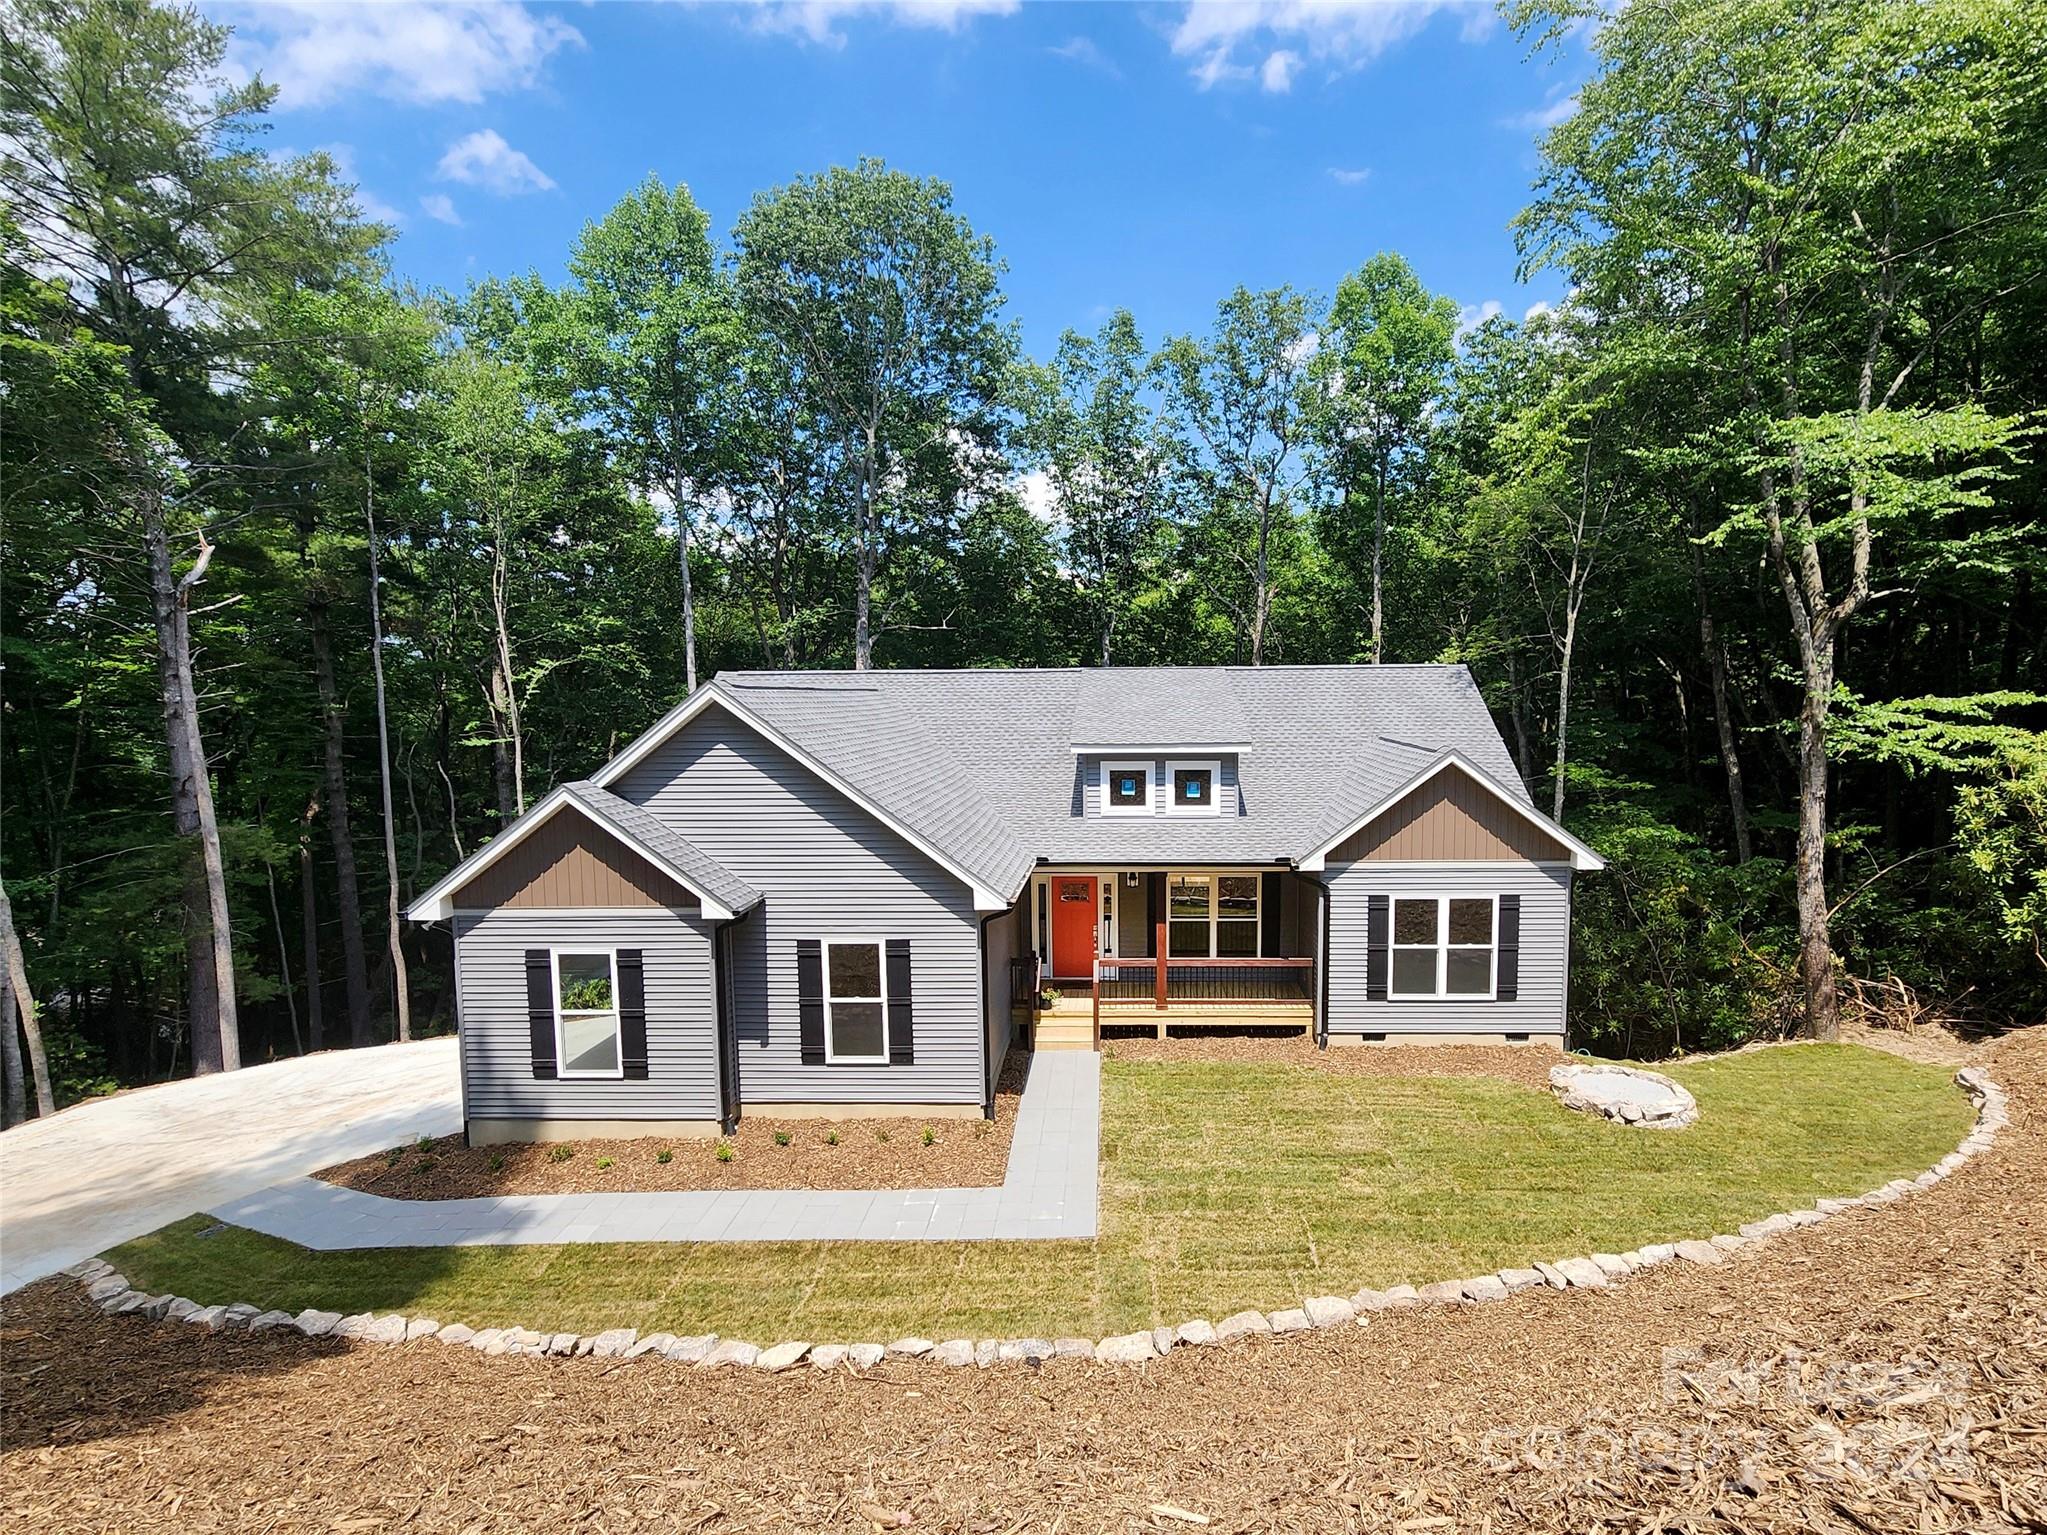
xmin=447 ymin=811 xmax=700 ymax=910
xmin=1329 ymin=765 xmax=1568 ymax=863
xmin=1081 ymin=756 xmax=1240 ymax=819
xmin=610 ymin=708 xmax=985 ymax=1106
xmin=453 ymin=907 xmax=721 ymax=1123
xmin=1323 ymin=862 xmax=1571 ymax=1036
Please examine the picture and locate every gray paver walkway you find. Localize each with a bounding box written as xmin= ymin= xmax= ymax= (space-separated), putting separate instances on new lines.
xmin=207 ymin=1049 xmax=1100 ymax=1248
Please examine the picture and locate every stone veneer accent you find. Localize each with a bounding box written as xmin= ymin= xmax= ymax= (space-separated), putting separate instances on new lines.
xmin=64 ymin=1067 xmax=2005 ymax=1374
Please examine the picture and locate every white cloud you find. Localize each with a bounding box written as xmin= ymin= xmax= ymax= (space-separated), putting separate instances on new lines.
xmin=705 ymin=0 xmax=1019 ymax=48
xmin=216 ymin=1 xmax=582 ymax=109
xmin=1170 ymin=1 xmax=1484 ymax=92
xmin=1018 ymin=469 xmax=1057 ymax=524
xmin=1327 ymin=165 xmax=1372 ymax=186
xmin=1505 ymin=87 xmax=1580 ymax=132
xmin=419 ymin=192 xmax=463 ymax=226
xmin=1456 ymin=299 xmax=1502 ymax=338
xmin=1522 ymin=299 xmax=1554 ymax=322
xmin=1049 ymin=35 xmax=1121 ymax=76
xmin=436 ymin=129 xmax=555 ymax=195
xmin=1259 ymin=48 xmax=1301 ymax=92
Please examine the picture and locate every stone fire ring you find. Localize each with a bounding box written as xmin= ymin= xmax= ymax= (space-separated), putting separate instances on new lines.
xmin=1550 ymin=1062 xmax=1699 ymax=1130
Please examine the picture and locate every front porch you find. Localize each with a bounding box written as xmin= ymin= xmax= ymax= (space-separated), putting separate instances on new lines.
xmin=1005 ymin=865 xmax=1320 ymax=1049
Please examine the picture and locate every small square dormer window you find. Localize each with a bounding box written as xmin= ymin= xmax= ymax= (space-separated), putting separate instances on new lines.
xmin=1166 ymin=759 xmax=1222 ymax=817
xmin=1101 ymin=760 xmax=1153 ymax=818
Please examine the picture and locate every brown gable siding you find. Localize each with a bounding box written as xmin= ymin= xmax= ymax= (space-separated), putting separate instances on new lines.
xmin=1330 ymin=764 xmax=1566 ymax=863
xmin=450 ymin=811 xmax=698 ymax=909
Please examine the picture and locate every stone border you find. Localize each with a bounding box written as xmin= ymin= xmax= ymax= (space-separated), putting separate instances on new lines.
xmin=1550 ymin=1062 xmax=1699 ymax=1129
xmin=63 ymin=1067 xmax=2006 ymax=1373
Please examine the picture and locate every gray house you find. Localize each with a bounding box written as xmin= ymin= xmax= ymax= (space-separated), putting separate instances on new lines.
xmin=408 ymin=665 xmax=1602 ymax=1144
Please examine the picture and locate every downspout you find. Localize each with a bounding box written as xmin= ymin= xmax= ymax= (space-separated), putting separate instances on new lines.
xmin=711 ymin=909 xmax=750 ymax=1135
xmin=1313 ymin=873 xmax=1331 ymax=1049
xmin=978 ymin=907 xmax=1006 ymax=1121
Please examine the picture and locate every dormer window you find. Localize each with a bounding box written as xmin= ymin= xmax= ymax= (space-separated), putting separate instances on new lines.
xmin=1166 ymin=759 xmax=1222 ymax=817
xmin=1101 ymin=759 xmax=1153 ymax=818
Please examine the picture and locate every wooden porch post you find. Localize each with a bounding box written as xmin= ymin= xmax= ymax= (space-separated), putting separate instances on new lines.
xmin=1154 ymin=916 xmax=1168 ymax=1012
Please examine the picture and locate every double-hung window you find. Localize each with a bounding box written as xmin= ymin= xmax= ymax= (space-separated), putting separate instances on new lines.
xmin=1389 ymin=896 xmax=1496 ymax=999
xmin=1166 ymin=872 xmax=1261 ymax=958
xmin=554 ymin=950 xmax=622 ymax=1077
xmin=825 ymin=940 xmax=887 ymax=1063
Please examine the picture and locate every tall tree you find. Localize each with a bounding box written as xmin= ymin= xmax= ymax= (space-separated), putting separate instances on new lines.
xmin=1 ymin=0 xmax=363 ymax=1069
xmin=1315 ymin=254 xmax=1459 ymax=663
xmin=1155 ymin=286 xmax=1321 ymax=665
xmin=1517 ymin=0 xmax=2039 ymax=1037
xmin=736 ymin=160 xmax=1014 ymax=669
xmin=1016 ymin=311 xmax=1171 ymax=665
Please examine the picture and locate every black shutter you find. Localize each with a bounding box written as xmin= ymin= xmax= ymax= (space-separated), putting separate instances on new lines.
xmin=797 ymin=939 xmax=825 ymax=1065
xmin=886 ymin=938 xmax=914 ymax=1065
xmin=1145 ymin=873 xmax=1163 ymax=958
xmin=525 ymin=949 xmax=557 ymax=1079
xmin=1365 ymin=894 xmax=1389 ymax=1002
xmin=617 ymin=949 xmax=649 ymax=1079
xmin=1496 ymin=895 xmax=1521 ymax=1001
xmin=1261 ymin=871 xmax=1283 ymax=957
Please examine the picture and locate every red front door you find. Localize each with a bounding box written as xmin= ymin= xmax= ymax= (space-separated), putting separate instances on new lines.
xmin=1050 ymin=877 xmax=1098 ymax=979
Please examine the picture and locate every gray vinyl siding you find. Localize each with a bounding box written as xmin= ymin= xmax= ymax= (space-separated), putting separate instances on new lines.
xmin=1082 ymin=756 xmax=1241 ymax=820
xmin=1323 ymin=862 xmax=1571 ymax=1036
xmin=453 ymin=907 xmax=720 ymax=1122
xmin=613 ymin=708 xmax=985 ymax=1106
xmin=982 ymin=901 xmax=1022 ymax=1091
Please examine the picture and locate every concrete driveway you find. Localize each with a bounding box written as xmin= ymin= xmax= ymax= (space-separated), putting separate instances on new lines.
xmin=0 ymin=1037 xmax=459 ymax=1295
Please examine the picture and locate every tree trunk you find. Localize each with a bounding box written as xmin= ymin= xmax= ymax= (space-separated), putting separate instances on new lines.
xmin=2 ymin=879 xmax=58 ymax=1118
xmin=1551 ymin=597 xmax=1577 ymax=823
xmin=1369 ymin=457 xmax=1386 ymax=664
xmin=854 ymin=424 xmax=878 ymax=670
xmin=1690 ymin=537 xmax=1753 ymax=863
xmin=488 ymin=545 xmax=526 ymax=813
xmin=308 ymin=597 xmax=373 ymax=1046
xmin=1794 ymin=670 xmax=1840 ymax=1039
xmin=298 ymin=805 xmax=325 ymax=1052
xmin=265 ymin=859 xmax=302 ymax=1056
xmin=143 ymin=495 xmax=239 ymax=1073
xmin=364 ymin=474 xmax=411 ymax=1042
xmin=675 ymin=477 xmax=699 ymax=695
xmin=0 ymin=955 xmax=24 ymax=1127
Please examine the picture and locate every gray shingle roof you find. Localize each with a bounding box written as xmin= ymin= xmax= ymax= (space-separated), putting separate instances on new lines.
xmin=561 ymin=780 xmax=762 ymax=914
xmin=697 ymin=665 xmax=1528 ymax=898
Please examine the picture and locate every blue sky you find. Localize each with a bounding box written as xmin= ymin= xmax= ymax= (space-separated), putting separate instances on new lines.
xmin=212 ymin=1 xmax=1586 ymax=357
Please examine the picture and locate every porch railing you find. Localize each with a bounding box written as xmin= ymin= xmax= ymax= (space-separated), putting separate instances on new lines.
xmin=1007 ymin=952 xmax=1041 ymax=1007
xmin=1094 ymin=956 xmax=1315 ymax=1009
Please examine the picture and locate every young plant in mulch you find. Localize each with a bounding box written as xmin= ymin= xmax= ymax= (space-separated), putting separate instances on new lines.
xmin=773 ymin=1130 xmax=792 ymax=1147
xmin=414 ymin=1156 xmax=436 ymax=1173
xmin=548 ymin=1145 xmax=575 ymax=1165
xmin=824 ymin=1130 xmax=840 ymax=1147
xmin=656 ymin=1148 xmax=673 ymax=1164
xmin=487 ymin=1153 xmax=506 ymax=1173
xmin=594 ymin=1156 xmax=614 ymax=1170
xmin=875 ymin=1128 xmax=891 ymax=1144
xmin=921 ymin=1125 xmax=937 ymax=1147
xmin=715 ymin=1140 xmax=735 ymax=1163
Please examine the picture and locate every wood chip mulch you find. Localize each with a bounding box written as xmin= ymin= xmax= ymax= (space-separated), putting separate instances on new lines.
xmin=315 ymin=1050 xmax=1030 ymax=1197
xmin=6 ymin=1029 xmax=2042 ymax=1533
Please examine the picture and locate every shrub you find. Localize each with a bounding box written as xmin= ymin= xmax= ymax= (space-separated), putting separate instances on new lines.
xmin=920 ymin=1125 xmax=936 ymax=1147
xmin=773 ymin=1130 xmax=792 ymax=1147
xmin=656 ymin=1148 xmax=673 ymax=1164
xmin=547 ymin=1144 xmax=574 ymax=1164
xmin=714 ymin=1139 xmax=734 ymax=1163
xmin=594 ymin=1155 xmax=614 ymax=1170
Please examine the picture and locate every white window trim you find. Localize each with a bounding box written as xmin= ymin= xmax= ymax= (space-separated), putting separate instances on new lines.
xmin=1163 ymin=869 xmax=1262 ymax=959
xmin=1164 ymin=759 xmax=1223 ymax=818
xmin=1387 ymin=895 xmax=1498 ymax=1002
xmin=822 ymin=938 xmax=890 ymax=1065
xmin=1100 ymin=759 xmax=1155 ymax=818
xmin=552 ymin=946 xmax=624 ymax=1080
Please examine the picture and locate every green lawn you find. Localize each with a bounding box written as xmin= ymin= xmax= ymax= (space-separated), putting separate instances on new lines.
xmin=105 ymin=1044 xmax=1969 ymax=1340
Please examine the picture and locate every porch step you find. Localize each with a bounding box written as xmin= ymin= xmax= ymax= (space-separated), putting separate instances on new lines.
xmin=1033 ymin=1017 xmax=1096 ymax=1052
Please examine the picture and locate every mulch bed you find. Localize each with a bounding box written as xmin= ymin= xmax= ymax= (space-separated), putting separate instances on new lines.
xmin=1105 ymin=1029 xmax=1564 ymax=1090
xmin=6 ymin=1029 xmax=2041 ymax=1533
xmin=315 ymin=1049 xmax=1028 ymax=1197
